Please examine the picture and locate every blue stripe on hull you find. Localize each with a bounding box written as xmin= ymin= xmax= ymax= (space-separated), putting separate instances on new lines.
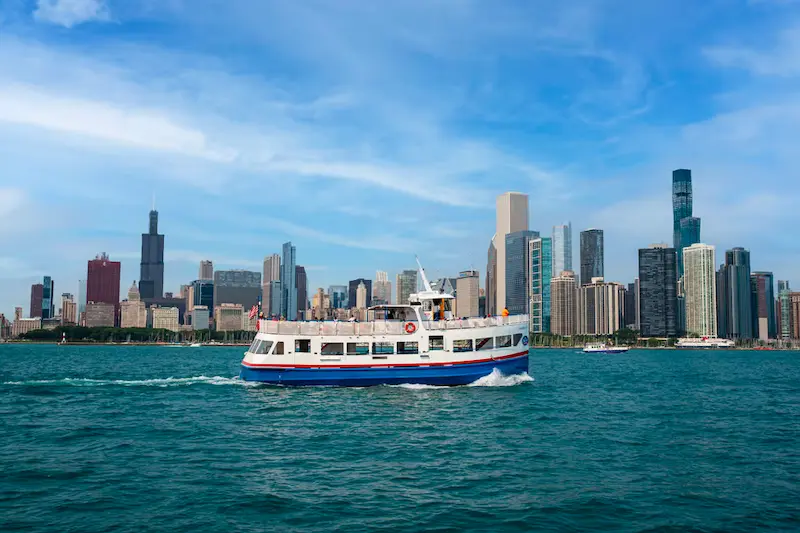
xmin=239 ymin=354 xmax=530 ymax=387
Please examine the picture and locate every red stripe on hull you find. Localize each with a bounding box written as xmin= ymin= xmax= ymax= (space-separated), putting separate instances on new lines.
xmin=241 ymin=350 xmax=528 ymax=370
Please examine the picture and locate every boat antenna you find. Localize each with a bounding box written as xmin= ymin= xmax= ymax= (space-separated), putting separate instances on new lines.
xmin=415 ymin=255 xmax=433 ymax=292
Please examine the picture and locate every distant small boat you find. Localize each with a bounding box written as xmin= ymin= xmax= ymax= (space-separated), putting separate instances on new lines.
xmin=189 ymin=343 xmax=202 ymax=348
xmin=583 ymin=343 xmax=629 ymax=354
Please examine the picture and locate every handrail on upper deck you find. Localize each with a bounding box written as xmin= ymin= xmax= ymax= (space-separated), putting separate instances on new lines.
xmin=257 ymin=315 xmax=527 ymax=336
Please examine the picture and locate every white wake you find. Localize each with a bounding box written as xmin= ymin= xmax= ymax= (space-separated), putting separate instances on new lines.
xmin=467 ymin=368 xmax=534 ymax=387
xmin=2 ymin=376 xmax=255 ymax=387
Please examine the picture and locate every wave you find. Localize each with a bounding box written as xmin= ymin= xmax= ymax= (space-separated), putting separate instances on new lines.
xmin=2 ymin=376 xmax=256 ymax=388
xmin=467 ymin=369 xmax=534 ymax=387
xmin=389 ymin=383 xmax=442 ymax=390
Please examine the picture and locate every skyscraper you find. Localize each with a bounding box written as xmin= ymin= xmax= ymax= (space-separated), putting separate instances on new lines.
xmin=61 ymin=293 xmax=77 ymax=325
xmin=295 ymin=265 xmax=307 ymax=320
xmin=751 ymin=272 xmax=776 ymax=341
xmin=672 ymin=169 xmax=701 ymax=280
xmin=625 ymin=280 xmax=640 ymax=330
xmin=41 ymin=276 xmax=55 ymax=320
xmin=551 ymin=270 xmax=577 ymax=336
xmin=552 ymin=223 xmax=572 ymax=278
xmin=77 ymin=279 xmax=87 ymax=318
xmin=777 ymin=281 xmax=791 ymax=340
xmin=191 ymin=280 xmax=214 ymax=314
xmin=373 ymin=271 xmax=392 ymax=305
xmin=505 ymin=230 xmax=539 ymax=315
xmin=638 ymin=244 xmax=678 ymax=337
xmin=328 ymin=285 xmax=347 ymax=309
xmin=87 ymin=253 xmax=121 ymax=306
xmin=577 ymin=278 xmax=625 ymax=335
xmin=29 ymin=283 xmax=43 ymax=318
xmin=716 ymin=248 xmax=754 ymax=340
xmin=356 ymin=281 xmax=368 ymax=309
xmin=495 ymin=192 xmax=529 ymax=312
xmin=529 ymin=237 xmax=552 ymax=333
xmin=456 ymin=270 xmax=479 ymax=318
xmin=579 ymin=229 xmax=604 ymax=285
xmin=281 ymin=242 xmax=297 ymax=320
xmin=683 ymin=244 xmax=717 ymax=338
xmin=199 ymin=260 xmax=213 ymax=281
xmin=486 ymin=238 xmax=497 ymax=316
xmin=348 ymin=278 xmax=372 ymax=309
xmin=213 ymin=270 xmax=261 ymax=310
xmin=140 ymin=208 xmax=165 ymax=300
xmin=396 ymin=270 xmax=417 ymax=305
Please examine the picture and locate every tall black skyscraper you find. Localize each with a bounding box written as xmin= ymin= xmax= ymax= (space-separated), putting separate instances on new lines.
xmin=638 ymin=244 xmax=678 ymax=337
xmin=579 ymin=229 xmax=604 ymax=285
xmin=140 ymin=208 xmax=165 ymax=300
xmin=717 ymin=247 xmax=753 ymax=340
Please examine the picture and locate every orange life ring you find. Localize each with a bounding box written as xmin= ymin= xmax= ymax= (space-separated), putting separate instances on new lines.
xmin=404 ymin=322 xmax=417 ymax=334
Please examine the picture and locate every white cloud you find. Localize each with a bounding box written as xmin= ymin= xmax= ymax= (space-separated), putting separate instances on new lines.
xmin=33 ymin=0 xmax=109 ymax=28
xmin=704 ymin=26 xmax=800 ymax=76
xmin=0 ymin=85 xmax=237 ymax=162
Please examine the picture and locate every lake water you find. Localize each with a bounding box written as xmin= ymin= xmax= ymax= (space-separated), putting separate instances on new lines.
xmin=1 ymin=345 xmax=798 ymax=532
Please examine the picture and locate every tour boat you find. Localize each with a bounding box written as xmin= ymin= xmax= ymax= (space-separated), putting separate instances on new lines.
xmin=582 ymin=343 xmax=629 ymax=354
xmin=240 ymin=263 xmax=530 ymax=386
xmin=676 ymin=337 xmax=735 ymax=349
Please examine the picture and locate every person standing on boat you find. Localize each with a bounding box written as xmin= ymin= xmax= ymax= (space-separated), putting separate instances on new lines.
xmin=501 ymin=308 xmax=509 ymax=317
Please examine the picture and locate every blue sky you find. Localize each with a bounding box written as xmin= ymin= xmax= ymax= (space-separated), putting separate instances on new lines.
xmin=1 ymin=0 xmax=799 ymax=316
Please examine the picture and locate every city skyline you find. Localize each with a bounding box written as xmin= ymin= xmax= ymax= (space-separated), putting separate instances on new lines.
xmin=1 ymin=1 xmax=800 ymax=316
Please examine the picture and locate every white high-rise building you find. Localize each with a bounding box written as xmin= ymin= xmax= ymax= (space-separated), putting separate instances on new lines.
xmin=683 ymin=243 xmax=717 ymax=338
xmin=495 ymin=192 xmax=529 ymax=312
xmin=456 ymin=270 xmax=479 ymax=318
xmin=552 ymin=223 xmax=572 ymax=278
xmin=373 ymin=270 xmax=392 ymax=305
xmin=356 ymin=281 xmax=368 ymax=309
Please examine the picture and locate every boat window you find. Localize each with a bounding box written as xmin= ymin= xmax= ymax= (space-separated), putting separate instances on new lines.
xmin=321 ymin=343 xmax=344 ymax=356
xmin=397 ymin=341 xmax=418 ymax=355
xmin=453 ymin=339 xmax=473 ymax=352
xmin=513 ymin=333 xmax=523 ymax=346
xmin=295 ymin=339 xmax=311 ymax=353
xmin=429 ymin=336 xmax=444 ymax=351
xmin=274 ymin=341 xmax=284 ymax=355
xmin=254 ymin=340 xmax=272 ymax=355
xmin=347 ymin=342 xmax=370 ymax=355
xmin=372 ymin=342 xmax=394 ymax=355
xmin=496 ymin=335 xmax=512 ymax=348
xmin=476 ymin=337 xmax=493 ymax=351
xmin=248 ymin=339 xmax=260 ymax=352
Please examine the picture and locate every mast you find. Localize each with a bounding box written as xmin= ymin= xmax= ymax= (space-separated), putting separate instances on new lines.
xmin=415 ymin=256 xmax=433 ymax=293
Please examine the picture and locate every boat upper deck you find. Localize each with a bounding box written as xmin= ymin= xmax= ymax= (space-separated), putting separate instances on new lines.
xmin=257 ymin=315 xmax=527 ymax=336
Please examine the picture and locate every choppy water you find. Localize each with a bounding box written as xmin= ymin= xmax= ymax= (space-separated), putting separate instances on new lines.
xmin=1 ymin=345 xmax=798 ymax=532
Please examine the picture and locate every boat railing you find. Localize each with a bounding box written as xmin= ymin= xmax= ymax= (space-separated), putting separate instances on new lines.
xmin=257 ymin=315 xmax=527 ymax=336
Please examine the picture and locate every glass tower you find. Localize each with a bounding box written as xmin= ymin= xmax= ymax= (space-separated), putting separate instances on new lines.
xmin=504 ymin=230 xmax=539 ymax=315
xmin=638 ymin=245 xmax=678 ymax=337
xmin=751 ymin=271 xmax=776 ymax=340
xmin=716 ymin=248 xmax=754 ymax=340
xmin=529 ymin=237 xmax=552 ymax=333
xmin=328 ymin=285 xmax=347 ymax=309
xmin=579 ymin=229 xmax=604 ymax=285
xmin=281 ymin=242 xmax=297 ymax=320
xmin=672 ymin=169 xmax=700 ymax=279
xmin=552 ymin=223 xmax=572 ymax=277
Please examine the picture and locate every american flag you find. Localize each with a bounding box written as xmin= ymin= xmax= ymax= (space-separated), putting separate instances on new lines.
xmin=248 ymin=305 xmax=258 ymax=320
